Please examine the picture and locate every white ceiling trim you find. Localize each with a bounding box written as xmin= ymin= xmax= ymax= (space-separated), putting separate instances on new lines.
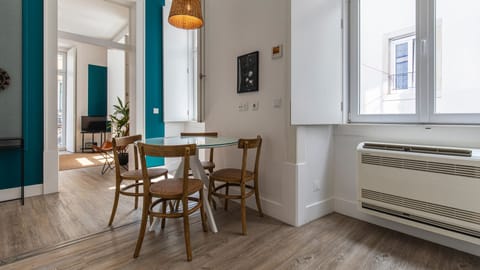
xmin=58 ymin=31 xmax=132 ymax=51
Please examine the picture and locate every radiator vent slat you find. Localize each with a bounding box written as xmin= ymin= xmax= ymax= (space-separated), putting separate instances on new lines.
xmin=363 ymin=143 xmax=472 ymax=157
xmin=362 ymin=203 xmax=480 ymax=239
xmin=361 ymin=154 xmax=480 ymax=179
xmin=362 ymin=189 xmax=480 ymax=226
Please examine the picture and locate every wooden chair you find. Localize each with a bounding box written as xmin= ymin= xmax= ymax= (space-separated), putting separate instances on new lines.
xmin=92 ymin=141 xmax=114 ymax=175
xmin=108 ymin=135 xmax=169 ymax=226
xmin=134 ymin=143 xmax=207 ymax=261
xmin=180 ymin=132 xmax=218 ymax=174
xmin=208 ymin=135 xmax=263 ymax=235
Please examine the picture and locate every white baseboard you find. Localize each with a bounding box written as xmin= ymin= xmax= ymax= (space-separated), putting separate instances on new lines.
xmin=300 ymin=198 xmax=334 ymax=226
xmin=333 ymin=197 xmax=480 ymax=257
xmin=0 ymin=184 xmax=44 ymax=202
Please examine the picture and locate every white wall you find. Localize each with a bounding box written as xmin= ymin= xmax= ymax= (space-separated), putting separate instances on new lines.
xmin=296 ymin=126 xmax=335 ymax=225
xmin=0 ymin=0 xmax=22 ymax=138
xmin=204 ymin=0 xmax=297 ymax=225
xmin=74 ymin=42 xmax=108 ymax=151
xmin=107 ymin=49 xmax=126 ymax=116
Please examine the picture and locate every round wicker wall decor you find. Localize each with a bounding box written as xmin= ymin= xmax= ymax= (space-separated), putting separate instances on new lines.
xmin=0 ymin=68 xmax=11 ymax=91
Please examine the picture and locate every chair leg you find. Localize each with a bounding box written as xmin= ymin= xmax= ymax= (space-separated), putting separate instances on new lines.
xmin=108 ymin=180 xmax=121 ymax=226
xmin=240 ymin=183 xmax=247 ymax=235
xmin=133 ymin=202 xmax=149 ymax=258
xmin=148 ymin=196 xmax=154 ymax=226
xmin=254 ymin=179 xmax=264 ymax=217
xmin=161 ymin=201 xmax=167 ymax=229
xmin=101 ymin=158 xmax=108 ymax=175
xmin=224 ymin=183 xmax=229 ymax=211
xmin=134 ymin=180 xmax=139 ymax=210
xmin=182 ymin=199 xmax=192 ymax=261
xmin=199 ymin=190 xmax=208 ymax=232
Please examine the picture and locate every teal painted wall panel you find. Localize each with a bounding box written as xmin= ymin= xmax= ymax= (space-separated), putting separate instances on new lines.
xmin=0 ymin=150 xmax=22 ymax=189
xmin=145 ymin=0 xmax=165 ymax=167
xmin=0 ymin=0 xmax=43 ymax=190
xmin=22 ymin=0 xmax=44 ymax=187
xmin=88 ymin=64 xmax=108 ymax=116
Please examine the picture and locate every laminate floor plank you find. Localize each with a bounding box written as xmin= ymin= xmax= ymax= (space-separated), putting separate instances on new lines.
xmin=1 ymin=208 xmax=479 ymax=270
xmin=1 ymin=167 xmax=479 ymax=269
xmin=0 ymin=166 xmax=144 ymax=260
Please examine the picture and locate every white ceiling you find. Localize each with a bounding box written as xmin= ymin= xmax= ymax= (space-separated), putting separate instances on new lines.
xmin=58 ymin=0 xmax=131 ymax=40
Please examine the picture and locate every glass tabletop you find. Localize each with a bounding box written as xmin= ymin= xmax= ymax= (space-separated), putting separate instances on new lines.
xmin=145 ymin=136 xmax=238 ymax=149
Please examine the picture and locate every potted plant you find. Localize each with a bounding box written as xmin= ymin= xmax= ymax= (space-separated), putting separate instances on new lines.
xmin=109 ymin=97 xmax=130 ymax=165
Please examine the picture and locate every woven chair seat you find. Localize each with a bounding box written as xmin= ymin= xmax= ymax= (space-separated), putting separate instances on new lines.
xmin=121 ymin=167 xmax=168 ymax=180
xmin=210 ymin=168 xmax=254 ymax=183
xmin=150 ymin=178 xmax=203 ymax=199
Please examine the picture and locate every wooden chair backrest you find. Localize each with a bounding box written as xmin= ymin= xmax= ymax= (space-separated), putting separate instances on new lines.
xmin=180 ymin=132 xmax=218 ymax=137
xmin=138 ymin=143 xmax=197 ymax=197
xmin=180 ymin=132 xmax=218 ymax=162
xmin=238 ymin=135 xmax=262 ymax=180
xmin=112 ymin=134 xmax=143 ymax=179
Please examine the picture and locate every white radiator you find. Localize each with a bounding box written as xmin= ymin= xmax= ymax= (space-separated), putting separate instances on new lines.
xmin=357 ymin=142 xmax=480 ymax=244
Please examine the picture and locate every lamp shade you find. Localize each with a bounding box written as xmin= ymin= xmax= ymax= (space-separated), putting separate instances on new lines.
xmin=168 ymin=0 xmax=204 ymax=30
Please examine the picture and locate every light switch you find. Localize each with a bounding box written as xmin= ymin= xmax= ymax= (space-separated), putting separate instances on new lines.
xmin=153 ymin=108 xmax=159 ymax=114
xmin=273 ymin=98 xmax=282 ymax=108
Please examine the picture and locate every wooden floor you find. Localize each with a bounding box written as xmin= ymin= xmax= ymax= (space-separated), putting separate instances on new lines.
xmin=0 ymin=166 xmax=142 ymax=260
xmin=1 ymin=167 xmax=480 ymax=269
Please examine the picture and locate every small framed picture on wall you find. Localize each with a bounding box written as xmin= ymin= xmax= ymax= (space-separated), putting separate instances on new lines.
xmin=237 ymin=51 xmax=259 ymax=93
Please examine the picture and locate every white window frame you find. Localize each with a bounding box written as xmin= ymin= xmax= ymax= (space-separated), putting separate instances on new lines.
xmin=389 ymin=34 xmax=415 ymax=93
xmin=57 ymin=51 xmax=67 ymax=150
xmin=349 ymin=0 xmax=480 ymax=124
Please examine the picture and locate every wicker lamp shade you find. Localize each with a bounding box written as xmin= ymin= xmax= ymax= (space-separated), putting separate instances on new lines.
xmin=168 ymin=0 xmax=204 ymax=30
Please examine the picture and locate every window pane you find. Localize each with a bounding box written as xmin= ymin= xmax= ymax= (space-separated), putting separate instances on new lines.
xmin=435 ymin=0 xmax=480 ymax=114
xmin=359 ymin=0 xmax=416 ymax=114
xmin=57 ymin=54 xmax=64 ymax=71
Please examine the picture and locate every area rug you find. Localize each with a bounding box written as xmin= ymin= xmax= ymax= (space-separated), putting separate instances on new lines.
xmin=59 ymin=153 xmax=112 ymax=171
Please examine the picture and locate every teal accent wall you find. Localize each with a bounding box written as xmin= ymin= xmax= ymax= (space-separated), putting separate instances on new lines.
xmin=0 ymin=150 xmax=22 ymax=190
xmin=0 ymin=0 xmax=44 ymax=190
xmin=88 ymin=64 xmax=108 ymax=116
xmin=145 ymin=0 xmax=165 ymax=167
xmin=22 ymin=0 xmax=44 ymax=188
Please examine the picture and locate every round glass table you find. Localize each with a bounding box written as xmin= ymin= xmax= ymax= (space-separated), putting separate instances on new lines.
xmin=145 ymin=136 xmax=238 ymax=233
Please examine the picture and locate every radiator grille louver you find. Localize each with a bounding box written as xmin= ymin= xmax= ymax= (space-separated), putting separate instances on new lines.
xmin=362 ymin=203 xmax=480 ymax=239
xmin=362 ymin=189 xmax=480 ymax=226
xmin=363 ymin=143 xmax=472 ymax=157
xmin=361 ymin=154 xmax=480 ymax=179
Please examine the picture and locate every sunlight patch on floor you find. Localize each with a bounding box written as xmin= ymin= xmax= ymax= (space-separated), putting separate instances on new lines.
xmin=75 ymin=157 xmax=95 ymax=166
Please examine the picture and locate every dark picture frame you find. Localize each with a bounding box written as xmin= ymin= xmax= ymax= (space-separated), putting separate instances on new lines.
xmin=237 ymin=51 xmax=259 ymax=93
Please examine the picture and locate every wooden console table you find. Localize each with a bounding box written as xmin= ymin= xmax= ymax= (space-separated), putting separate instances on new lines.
xmin=0 ymin=138 xmax=24 ymax=205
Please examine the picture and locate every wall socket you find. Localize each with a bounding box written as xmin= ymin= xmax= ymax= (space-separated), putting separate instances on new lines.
xmin=252 ymin=101 xmax=259 ymax=111
xmin=238 ymin=103 xmax=249 ymax=112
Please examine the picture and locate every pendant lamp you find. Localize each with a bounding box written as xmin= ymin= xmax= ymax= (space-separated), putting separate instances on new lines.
xmin=168 ymin=0 xmax=204 ymax=30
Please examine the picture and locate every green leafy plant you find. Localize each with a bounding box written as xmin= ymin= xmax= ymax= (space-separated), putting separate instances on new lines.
xmin=109 ymin=97 xmax=130 ymax=138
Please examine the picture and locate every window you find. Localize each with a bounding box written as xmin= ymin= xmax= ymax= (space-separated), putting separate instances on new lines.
xmin=57 ymin=52 xmax=67 ymax=149
xmin=163 ymin=0 xmax=201 ymax=122
xmin=390 ymin=35 xmax=415 ymax=91
xmin=350 ymin=0 xmax=480 ymax=123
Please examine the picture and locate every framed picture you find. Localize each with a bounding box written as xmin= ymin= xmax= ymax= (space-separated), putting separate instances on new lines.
xmin=237 ymin=51 xmax=259 ymax=93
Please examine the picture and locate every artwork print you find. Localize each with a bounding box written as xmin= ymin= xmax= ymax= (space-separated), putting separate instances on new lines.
xmin=237 ymin=51 xmax=259 ymax=93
